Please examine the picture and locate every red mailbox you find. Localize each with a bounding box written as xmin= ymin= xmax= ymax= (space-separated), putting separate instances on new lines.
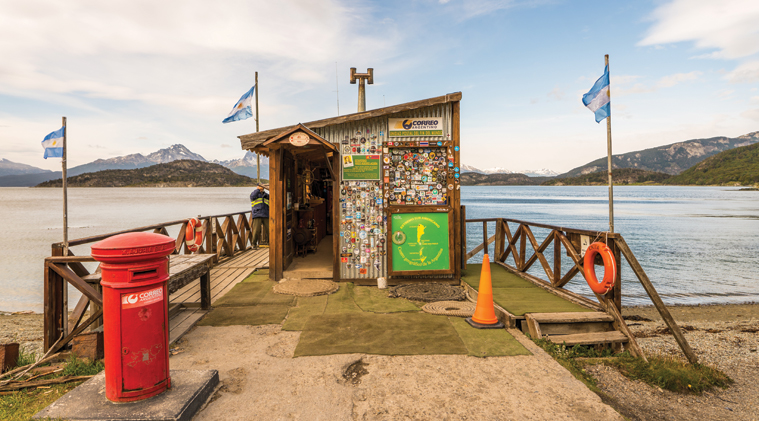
xmin=91 ymin=232 xmax=176 ymax=402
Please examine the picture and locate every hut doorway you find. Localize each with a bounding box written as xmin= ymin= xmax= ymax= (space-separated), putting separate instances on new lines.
xmin=255 ymin=124 xmax=340 ymax=282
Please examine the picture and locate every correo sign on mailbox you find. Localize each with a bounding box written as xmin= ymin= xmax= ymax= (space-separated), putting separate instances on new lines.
xmin=121 ymin=286 xmax=163 ymax=310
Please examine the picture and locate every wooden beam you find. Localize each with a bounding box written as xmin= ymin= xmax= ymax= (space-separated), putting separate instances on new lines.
xmin=48 ymin=263 xmax=102 ymax=307
xmin=465 ymin=235 xmax=495 ymax=261
xmin=615 ymin=237 xmax=698 ymax=364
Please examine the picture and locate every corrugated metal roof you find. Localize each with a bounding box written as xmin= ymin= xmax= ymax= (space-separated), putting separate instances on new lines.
xmin=238 ymin=92 xmax=461 ymax=150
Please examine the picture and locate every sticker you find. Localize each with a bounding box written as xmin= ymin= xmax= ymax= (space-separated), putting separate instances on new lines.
xmin=454 ymin=173 xmax=460 ymax=178
xmin=121 ymin=286 xmax=163 ymax=310
xmin=437 ymin=141 xmax=442 ymax=146
xmin=392 ymin=231 xmax=406 ymax=245
xmin=454 ymin=146 xmax=459 ymax=151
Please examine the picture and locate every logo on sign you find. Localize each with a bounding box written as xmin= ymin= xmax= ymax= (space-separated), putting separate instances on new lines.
xmin=289 ymin=132 xmax=309 ymax=147
xmin=121 ymin=287 xmax=164 ymax=310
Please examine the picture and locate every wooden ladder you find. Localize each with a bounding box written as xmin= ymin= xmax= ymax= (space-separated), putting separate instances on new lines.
xmin=523 ymin=312 xmax=629 ymax=347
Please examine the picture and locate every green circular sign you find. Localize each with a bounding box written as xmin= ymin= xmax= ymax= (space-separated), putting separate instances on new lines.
xmin=392 ymin=231 xmax=406 ymax=245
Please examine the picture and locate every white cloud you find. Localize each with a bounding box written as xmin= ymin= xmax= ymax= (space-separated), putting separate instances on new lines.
xmin=725 ymin=61 xmax=759 ymax=83
xmin=657 ymin=71 xmax=701 ymax=88
xmin=639 ymin=0 xmax=759 ymax=59
xmin=741 ymin=108 xmax=759 ymax=121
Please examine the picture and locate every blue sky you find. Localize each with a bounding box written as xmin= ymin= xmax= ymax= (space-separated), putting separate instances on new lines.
xmin=1 ymin=0 xmax=758 ymax=173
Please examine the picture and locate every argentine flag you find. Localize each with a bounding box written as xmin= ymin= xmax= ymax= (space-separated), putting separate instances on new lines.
xmin=222 ymin=85 xmax=255 ymax=124
xmin=582 ymin=65 xmax=610 ymax=123
xmin=42 ymin=126 xmax=64 ymax=159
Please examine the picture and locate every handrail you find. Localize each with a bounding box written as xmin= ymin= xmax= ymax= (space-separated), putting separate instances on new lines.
xmin=52 ymin=210 xmax=251 ymax=248
xmin=44 ymin=209 xmax=257 ymax=352
xmin=463 ymin=213 xmax=698 ymax=364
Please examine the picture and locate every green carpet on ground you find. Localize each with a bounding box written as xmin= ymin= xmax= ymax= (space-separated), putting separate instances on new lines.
xmin=242 ymin=270 xmax=270 ymax=283
xmin=282 ymin=295 xmax=329 ymax=331
xmin=213 ymin=281 xmax=274 ymax=307
xmin=197 ymin=305 xmax=289 ymax=326
xmin=324 ymin=283 xmax=362 ymax=313
xmin=462 ymin=264 xmax=535 ymax=289
xmin=463 ymin=264 xmax=592 ymax=316
xmin=352 ymin=286 xmax=420 ymax=313
xmin=294 ymin=312 xmax=468 ymax=357
xmin=449 ymin=317 xmax=531 ymax=357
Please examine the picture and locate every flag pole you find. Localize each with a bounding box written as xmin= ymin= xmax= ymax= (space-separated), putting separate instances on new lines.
xmin=605 ymin=54 xmax=614 ymax=233
xmin=62 ymin=116 xmax=69 ymax=336
xmin=255 ymin=71 xmax=260 ymax=185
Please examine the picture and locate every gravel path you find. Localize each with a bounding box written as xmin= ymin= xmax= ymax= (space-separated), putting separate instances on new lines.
xmin=170 ymin=325 xmax=621 ymax=420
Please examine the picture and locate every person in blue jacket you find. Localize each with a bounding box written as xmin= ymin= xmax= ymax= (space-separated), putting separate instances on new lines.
xmin=250 ymin=184 xmax=269 ymax=248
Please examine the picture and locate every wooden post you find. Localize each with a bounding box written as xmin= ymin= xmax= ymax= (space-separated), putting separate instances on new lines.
xmin=494 ymin=218 xmax=504 ymax=262
xmin=605 ymin=54 xmax=614 ymax=233
xmin=553 ymin=231 xmax=562 ymax=286
xmin=460 ymin=206 xmax=466 ymax=270
xmin=61 ymin=116 xmax=68 ymax=337
xmin=615 ymin=237 xmax=698 ymax=364
xmin=255 ymin=71 xmax=260 ymax=185
xmin=482 ymin=221 xmax=488 ymax=256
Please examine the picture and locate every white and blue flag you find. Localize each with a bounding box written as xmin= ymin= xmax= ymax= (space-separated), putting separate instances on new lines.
xmin=582 ymin=65 xmax=610 ymax=123
xmin=222 ymin=85 xmax=255 ymax=124
xmin=41 ymin=126 xmax=64 ymax=159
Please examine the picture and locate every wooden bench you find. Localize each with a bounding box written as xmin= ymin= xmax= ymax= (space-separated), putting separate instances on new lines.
xmin=83 ymin=254 xmax=215 ymax=310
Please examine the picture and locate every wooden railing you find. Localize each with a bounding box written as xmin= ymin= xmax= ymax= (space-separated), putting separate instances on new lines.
xmin=44 ymin=211 xmax=256 ymax=352
xmin=461 ymin=206 xmax=698 ymax=364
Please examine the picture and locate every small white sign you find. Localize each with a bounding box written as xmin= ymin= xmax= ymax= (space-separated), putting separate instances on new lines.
xmin=289 ymin=132 xmax=309 ymax=146
xmin=580 ymin=235 xmax=591 ymax=257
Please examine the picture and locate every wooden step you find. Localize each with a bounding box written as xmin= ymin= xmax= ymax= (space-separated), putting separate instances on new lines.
xmin=545 ymin=331 xmax=629 ymax=346
xmin=527 ymin=312 xmax=614 ymax=323
xmin=524 ymin=312 xmax=615 ymax=338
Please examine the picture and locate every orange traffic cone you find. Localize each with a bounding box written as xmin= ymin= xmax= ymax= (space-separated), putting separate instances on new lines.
xmin=466 ymin=254 xmax=505 ymax=329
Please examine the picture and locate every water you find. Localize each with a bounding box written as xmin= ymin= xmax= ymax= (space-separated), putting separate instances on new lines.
xmin=1 ymin=186 xmax=757 ymax=312
xmin=463 ymin=186 xmax=759 ymax=306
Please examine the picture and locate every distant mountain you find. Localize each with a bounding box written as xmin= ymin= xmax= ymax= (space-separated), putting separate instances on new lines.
xmin=518 ymin=168 xmax=559 ymax=177
xmin=0 ymin=171 xmax=61 ymax=187
xmin=212 ymin=151 xmax=269 ymax=179
xmin=558 ymin=131 xmax=759 ymax=178
xmin=0 ymin=158 xmax=52 ymax=177
xmin=460 ymin=164 xmax=484 ymax=173
xmin=460 ymin=172 xmax=550 ymax=186
xmin=37 ymin=160 xmax=264 ymax=188
xmin=67 ymin=144 xmax=207 ymax=176
xmin=663 ymin=142 xmax=759 ymax=186
xmin=542 ymin=169 xmax=671 ymax=186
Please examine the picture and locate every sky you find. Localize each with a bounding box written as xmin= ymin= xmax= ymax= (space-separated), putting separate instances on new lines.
xmin=1 ymin=0 xmax=758 ymax=173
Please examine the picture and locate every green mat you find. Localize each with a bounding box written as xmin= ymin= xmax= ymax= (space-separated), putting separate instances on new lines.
xmin=324 ymin=283 xmax=362 ymax=314
xmin=242 ymin=270 xmax=270 ymax=283
xmin=294 ymin=312 xmax=468 ymax=357
xmin=282 ymin=295 xmax=329 ymax=331
xmin=462 ymin=264 xmax=535 ymax=289
xmin=213 ymin=282 xmax=273 ymax=307
xmin=197 ymin=305 xmax=289 ymax=326
xmin=352 ymin=286 xmax=420 ymax=313
xmin=449 ymin=317 xmax=531 ymax=357
xmin=463 ymin=264 xmax=592 ymax=316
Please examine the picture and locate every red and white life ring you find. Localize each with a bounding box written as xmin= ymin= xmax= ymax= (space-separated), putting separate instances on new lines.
xmin=185 ymin=218 xmax=203 ymax=252
xmin=583 ymin=242 xmax=617 ymax=295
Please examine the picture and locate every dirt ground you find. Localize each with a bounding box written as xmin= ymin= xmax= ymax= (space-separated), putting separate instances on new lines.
xmin=596 ymin=304 xmax=759 ymax=421
xmin=170 ymin=325 xmax=622 ymax=421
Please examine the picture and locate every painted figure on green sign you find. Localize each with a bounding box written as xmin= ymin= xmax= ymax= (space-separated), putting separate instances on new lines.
xmin=416 ymin=223 xmax=425 ymax=244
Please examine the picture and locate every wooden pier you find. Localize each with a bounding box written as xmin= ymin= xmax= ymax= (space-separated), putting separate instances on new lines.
xmin=169 ymin=248 xmax=269 ymax=343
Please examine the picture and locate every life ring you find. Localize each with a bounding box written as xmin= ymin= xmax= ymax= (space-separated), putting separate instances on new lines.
xmin=185 ymin=218 xmax=203 ymax=252
xmin=583 ymin=242 xmax=617 ymax=295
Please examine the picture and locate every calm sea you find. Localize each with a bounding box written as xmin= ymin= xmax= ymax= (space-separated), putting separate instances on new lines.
xmin=1 ymin=186 xmax=757 ymax=312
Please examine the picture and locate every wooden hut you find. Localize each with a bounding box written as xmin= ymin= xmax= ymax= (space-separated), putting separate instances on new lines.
xmin=239 ymin=92 xmax=462 ymax=285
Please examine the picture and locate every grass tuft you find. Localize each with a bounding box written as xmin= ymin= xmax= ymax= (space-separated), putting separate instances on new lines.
xmin=608 ymin=353 xmax=733 ymax=394
xmin=16 ymin=350 xmax=37 ymax=367
xmin=62 ymin=354 xmax=104 ymax=377
xmin=531 ymin=336 xmax=732 ymax=394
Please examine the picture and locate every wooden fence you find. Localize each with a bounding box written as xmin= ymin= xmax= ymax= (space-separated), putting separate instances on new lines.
xmin=44 ymin=211 xmax=256 ymax=353
xmin=461 ymin=206 xmax=698 ymax=364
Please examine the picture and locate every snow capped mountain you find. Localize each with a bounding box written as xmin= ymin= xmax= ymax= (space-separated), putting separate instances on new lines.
xmin=460 ymin=164 xmax=557 ymax=177
xmin=145 ymin=144 xmax=207 ymax=164
xmin=482 ymin=167 xmax=513 ymax=174
xmin=460 ymin=164 xmax=484 ymax=173
xmin=212 ymin=151 xmax=269 ymax=179
xmin=517 ymin=169 xmax=559 ymax=177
